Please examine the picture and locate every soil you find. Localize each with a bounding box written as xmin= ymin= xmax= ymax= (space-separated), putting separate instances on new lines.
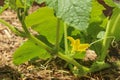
xmin=0 ymin=6 xmax=120 ymax=80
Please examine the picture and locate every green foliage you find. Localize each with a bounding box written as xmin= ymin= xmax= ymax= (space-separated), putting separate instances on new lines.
xmin=97 ymin=31 xmax=105 ymax=39
xmin=46 ymin=0 xmax=92 ymax=30
xmin=25 ymin=7 xmax=64 ymax=44
xmin=13 ymin=40 xmax=51 ymax=65
xmin=99 ymin=7 xmax=120 ymax=61
xmin=25 ymin=7 xmax=54 ymax=27
xmin=90 ymin=0 xmax=105 ymax=23
xmin=88 ymin=0 xmax=105 ymax=37
xmin=72 ymin=52 xmax=86 ymax=59
xmin=45 ymin=0 xmax=58 ymax=12
xmin=85 ymin=0 xmax=106 ymax=54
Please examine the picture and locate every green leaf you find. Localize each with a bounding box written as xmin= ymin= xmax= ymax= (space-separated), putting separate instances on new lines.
xmin=13 ymin=40 xmax=51 ymax=65
xmin=25 ymin=7 xmax=55 ymax=27
xmin=90 ymin=41 xmax=102 ymax=56
xmin=45 ymin=0 xmax=58 ymax=12
xmin=104 ymin=0 xmax=117 ymax=7
xmin=25 ymin=7 xmax=64 ymax=44
xmin=46 ymin=0 xmax=92 ymax=30
xmin=87 ymin=0 xmax=105 ymax=40
xmin=90 ymin=0 xmax=105 ymax=23
xmin=87 ymin=22 xmax=104 ymax=38
xmin=100 ymin=17 xmax=109 ymax=29
xmin=97 ymin=31 xmax=105 ymax=39
xmin=72 ymin=51 xmax=86 ymax=59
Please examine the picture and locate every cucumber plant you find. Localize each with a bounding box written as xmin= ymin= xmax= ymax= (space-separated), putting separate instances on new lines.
xmin=0 ymin=0 xmax=120 ymax=76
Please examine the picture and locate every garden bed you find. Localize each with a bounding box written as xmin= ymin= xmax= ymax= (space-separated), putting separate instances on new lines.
xmin=0 ymin=0 xmax=120 ymax=80
xmin=0 ymin=7 xmax=120 ymax=80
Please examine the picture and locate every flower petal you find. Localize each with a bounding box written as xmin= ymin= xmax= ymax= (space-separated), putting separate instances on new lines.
xmin=67 ymin=36 xmax=89 ymax=52
xmin=78 ymin=44 xmax=89 ymax=51
xmin=67 ymin=36 xmax=75 ymax=46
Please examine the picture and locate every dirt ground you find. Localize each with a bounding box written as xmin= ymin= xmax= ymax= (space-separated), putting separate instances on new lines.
xmin=0 ymin=7 xmax=120 ymax=80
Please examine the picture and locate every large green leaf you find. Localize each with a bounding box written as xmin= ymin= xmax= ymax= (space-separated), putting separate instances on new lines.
xmin=25 ymin=7 xmax=55 ymax=27
xmin=13 ymin=40 xmax=51 ymax=65
xmin=46 ymin=0 xmax=92 ymax=30
xmin=87 ymin=0 xmax=105 ymax=41
xmin=25 ymin=7 xmax=64 ymax=44
xmin=46 ymin=0 xmax=58 ymax=12
xmin=90 ymin=0 xmax=105 ymax=23
xmin=87 ymin=22 xmax=104 ymax=38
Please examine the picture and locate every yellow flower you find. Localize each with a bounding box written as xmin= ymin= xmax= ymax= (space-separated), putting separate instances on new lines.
xmin=67 ymin=36 xmax=89 ymax=52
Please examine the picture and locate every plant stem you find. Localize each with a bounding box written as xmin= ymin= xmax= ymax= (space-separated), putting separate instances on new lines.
xmin=22 ymin=21 xmax=53 ymax=53
xmin=17 ymin=8 xmax=30 ymax=36
xmin=0 ymin=4 xmax=8 ymax=14
xmin=98 ymin=31 xmax=111 ymax=61
xmin=90 ymin=61 xmax=110 ymax=72
xmin=29 ymin=35 xmax=53 ymax=53
xmin=89 ymin=36 xmax=115 ymax=47
xmin=21 ymin=19 xmax=30 ymax=36
xmin=64 ymin=23 xmax=68 ymax=54
xmin=55 ymin=18 xmax=60 ymax=52
xmin=58 ymin=52 xmax=90 ymax=73
xmin=99 ymin=8 xmax=120 ymax=61
xmin=0 ymin=19 xmax=25 ymax=36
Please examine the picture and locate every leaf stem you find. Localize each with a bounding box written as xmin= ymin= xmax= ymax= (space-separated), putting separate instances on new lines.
xmin=0 ymin=4 xmax=8 ymax=14
xmin=22 ymin=20 xmax=53 ymax=53
xmin=89 ymin=36 xmax=115 ymax=46
xmin=0 ymin=18 xmax=25 ymax=36
xmin=57 ymin=52 xmax=90 ymax=73
xmin=29 ymin=35 xmax=53 ymax=53
xmin=55 ymin=18 xmax=60 ymax=52
xmin=64 ymin=23 xmax=68 ymax=54
xmin=90 ymin=61 xmax=110 ymax=72
xmin=17 ymin=8 xmax=30 ymax=36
